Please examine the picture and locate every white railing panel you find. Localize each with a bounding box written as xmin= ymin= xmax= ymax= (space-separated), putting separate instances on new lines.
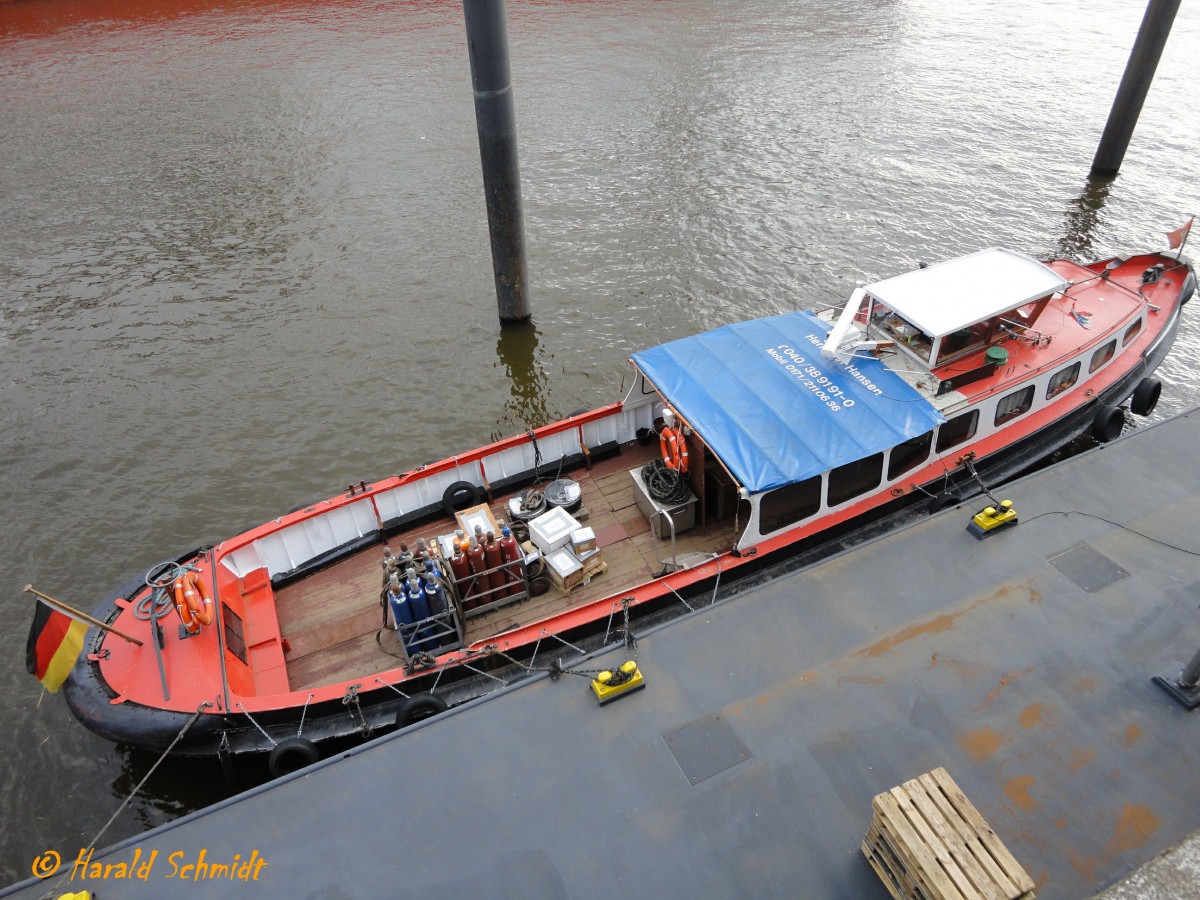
xmin=481 ymin=444 xmax=529 ymax=483
xmin=300 ymin=515 xmax=337 ymax=557
xmin=253 ymin=534 xmax=295 ymax=577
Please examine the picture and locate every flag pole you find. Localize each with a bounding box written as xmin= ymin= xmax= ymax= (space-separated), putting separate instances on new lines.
xmin=24 ymin=585 xmax=144 ymax=646
xmin=1180 ymin=216 xmax=1194 ymax=255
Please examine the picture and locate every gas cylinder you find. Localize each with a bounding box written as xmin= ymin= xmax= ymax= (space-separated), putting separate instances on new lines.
xmin=483 ymin=532 xmax=504 ymax=596
xmin=387 ymin=576 xmax=412 ymax=631
xmin=414 ymin=538 xmax=429 ymax=563
xmin=453 ymin=529 xmax=466 ymax=554
xmin=449 ymin=544 xmax=472 ymax=609
xmin=499 ymin=525 xmax=521 ymax=598
xmin=406 ymin=570 xmax=430 ymax=624
xmin=423 ymin=573 xmax=446 ymax=616
xmin=466 ymin=536 xmax=487 ymax=608
xmin=381 ymin=545 xmax=395 ymax=571
xmin=397 ymin=542 xmax=414 ymax=568
xmin=423 ymin=573 xmax=454 ymax=648
xmin=406 ymin=570 xmax=433 ymax=652
xmin=381 ymin=556 xmax=400 ymax=590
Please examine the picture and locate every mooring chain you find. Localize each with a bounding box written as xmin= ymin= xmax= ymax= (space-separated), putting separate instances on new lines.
xmin=961 ymin=456 xmax=1001 ymax=507
xmin=236 ymin=702 xmax=277 ymax=748
xmin=296 ymin=692 xmax=315 ymax=738
xmin=342 ymin=683 xmax=373 ymax=737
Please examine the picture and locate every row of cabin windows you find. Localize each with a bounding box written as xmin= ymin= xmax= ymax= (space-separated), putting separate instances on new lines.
xmin=758 ymin=322 xmax=1141 ymax=536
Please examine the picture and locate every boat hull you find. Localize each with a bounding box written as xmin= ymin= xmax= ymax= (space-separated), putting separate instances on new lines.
xmin=62 ymin=253 xmax=1192 ymax=762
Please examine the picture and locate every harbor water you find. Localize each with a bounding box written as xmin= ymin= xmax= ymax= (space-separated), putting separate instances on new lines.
xmin=2 ymin=0 xmax=1199 ymax=884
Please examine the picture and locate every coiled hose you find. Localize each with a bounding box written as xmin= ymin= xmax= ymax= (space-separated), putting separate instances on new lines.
xmin=641 ymin=458 xmax=691 ymax=505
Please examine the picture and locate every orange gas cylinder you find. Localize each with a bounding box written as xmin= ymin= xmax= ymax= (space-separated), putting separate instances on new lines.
xmin=498 ymin=525 xmax=521 ymax=597
xmin=483 ymin=533 xmax=504 ymax=596
xmin=465 ymin=537 xmax=486 ymax=609
xmin=449 ymin=546 xmax=472 ymax=609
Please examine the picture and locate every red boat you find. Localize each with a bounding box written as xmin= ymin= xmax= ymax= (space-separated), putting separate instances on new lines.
xmin=64 ymin=242 xmax=1193 ymax=776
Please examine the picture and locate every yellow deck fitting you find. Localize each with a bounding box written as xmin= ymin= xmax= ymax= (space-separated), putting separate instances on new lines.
xmin=591 ymin=660 xmax=646 ymax=705
xmin=967 ymin=499 xmax=1018 ymax=539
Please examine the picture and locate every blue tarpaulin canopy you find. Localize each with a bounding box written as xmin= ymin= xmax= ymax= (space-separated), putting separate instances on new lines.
xmin=631 ymin=311 xmax=946 ymax=493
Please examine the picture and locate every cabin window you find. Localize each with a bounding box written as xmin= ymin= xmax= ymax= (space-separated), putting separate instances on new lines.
xmin=1123 ymin=318 xmax=1143 ymax=346
xmin=1089 ymin=340 xmax=1116 ymax=373
xmin=759 ymin=475 xmax=822 ymax=534
xmin=827 ymin=453 xmax=884 ymax=506
xmin=888 ymin=431 xmax=933 ymax=480
xmin=994 ymin=385 xmax=1035 ymax=425
xmin=1046 ymin=362 xmax=1080 ymax=399
xmin=935 ymin=410 xmax=979 ymax=452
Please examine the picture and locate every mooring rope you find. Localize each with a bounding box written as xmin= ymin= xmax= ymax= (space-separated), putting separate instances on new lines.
xmin=43 ymin=702 xmax=213 ymax=897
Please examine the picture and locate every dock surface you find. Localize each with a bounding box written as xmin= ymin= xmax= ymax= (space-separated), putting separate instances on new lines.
xmin=9 ymin=410 xmax=1200 ymax=899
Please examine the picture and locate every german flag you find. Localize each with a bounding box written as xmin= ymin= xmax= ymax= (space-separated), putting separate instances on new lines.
xmin=26 ymin=600 xmax=87 ymax=693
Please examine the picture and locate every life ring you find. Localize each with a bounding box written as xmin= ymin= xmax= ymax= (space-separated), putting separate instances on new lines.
xmin=441 ymin=481 xmax=482 ymax=517
xmin=268 ymin=736 xmax=319 ymax=778
xmin=659 ymin=427 xmax=689 ymax=475
xmin=186 ymin=571 xmax=214 ymax=627
xmin=172 ymin=575 xmax=201 ymax=635
xmin=1091 ymin=404 xmax=1125 ymax=443
xmin=394 ymin=694 xmax=449 ymax=728
xmin=1129 ymin=377 xmax=1162 ymax=417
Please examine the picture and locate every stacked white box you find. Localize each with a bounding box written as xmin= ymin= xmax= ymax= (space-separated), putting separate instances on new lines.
xmin=529 ymin=506 xmax=582 ymax=554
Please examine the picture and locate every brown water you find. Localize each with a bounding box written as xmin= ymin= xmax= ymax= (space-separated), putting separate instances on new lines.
xmin=2 ymin=0 xmax=1199 ymax=884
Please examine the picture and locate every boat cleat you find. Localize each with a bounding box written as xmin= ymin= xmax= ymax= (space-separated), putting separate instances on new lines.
xmin=591 ymin=660 xmax=645 ymax=705
xmin=967 ymin=500 xmax=1017 ymax=539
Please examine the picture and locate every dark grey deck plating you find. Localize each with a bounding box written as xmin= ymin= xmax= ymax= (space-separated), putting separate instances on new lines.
xmin=8 ymin=409 xmax=1200 ymax=899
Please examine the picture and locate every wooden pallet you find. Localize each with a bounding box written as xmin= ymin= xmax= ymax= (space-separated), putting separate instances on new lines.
xmin=862 ymin=767 xmax=1035 ymax=900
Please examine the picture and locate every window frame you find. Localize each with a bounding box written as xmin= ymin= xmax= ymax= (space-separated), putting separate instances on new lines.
xmin=994 ymin=385 xmax=1035 ymax=426
xmin=887 ymin=431 xmax=933 ymax=480
xmin=1089 ymin=340 xmax=1116 ymax=373
xmin=1046 ymin=361 xmax=1081 ymax=400
xmin=935 ymin=410 xmax=979 ymax=453
xmin=758 ymin=475 xmax=823 ymax=535
xmin=827 ymin=453 xmax=885 ymax=507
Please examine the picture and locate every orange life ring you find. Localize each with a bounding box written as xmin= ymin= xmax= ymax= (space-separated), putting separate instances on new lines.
xmin=172 ymin=571 xmax=214 ymax=632
xmin=187 ymin=571 xmax=215 ymax=627
xmin=660 ymin=427 xmax=689 ymax=475
xmin=173 ymin=575 xmax=201 ymax=634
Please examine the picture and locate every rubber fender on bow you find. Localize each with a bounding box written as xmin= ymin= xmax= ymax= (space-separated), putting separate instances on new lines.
xmin=441 ymin=481 xmax=482 ymax=517
xmin=395 ymin=694 xmax=449 ymax=728
xmin=1129 ymin=377 xmax=1162 ymax=417
xmin=1092 ymin=404 xmax=1125 ymax=443
xmin=267 ymin=736 xmax=319 ymax=778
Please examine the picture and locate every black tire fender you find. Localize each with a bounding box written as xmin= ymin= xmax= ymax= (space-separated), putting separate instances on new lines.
xmin=441 ymin=481 xmax=482 ymax=517
xmin=395 ymin=694 xmax=449 ymax=728
xmin=1092 ymin=404 xmax=1125 ymax=443
xmin=1129 ymin=377 xmax=1162 ymax=417
xmin=268 ymin=736 xmax=319 ymax=778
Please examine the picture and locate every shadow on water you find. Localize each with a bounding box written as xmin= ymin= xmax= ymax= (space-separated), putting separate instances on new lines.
xmin=1056 ymin=176 xmax=1114 ymax=261
xmin=491 ymin=321 xmax=553 ymax=440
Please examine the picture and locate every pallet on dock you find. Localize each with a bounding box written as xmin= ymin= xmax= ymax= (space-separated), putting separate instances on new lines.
xmin=862 ymin=767 xmax=1035 ymax=900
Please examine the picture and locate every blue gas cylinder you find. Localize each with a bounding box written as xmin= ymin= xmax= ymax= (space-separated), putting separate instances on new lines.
xmin=387 ymin=586 xmax=412 ymax=630
xmin=423 ymin=574 xmax=446 ymax=616
xmin=406 ymin=575 xmax=430 ymax=623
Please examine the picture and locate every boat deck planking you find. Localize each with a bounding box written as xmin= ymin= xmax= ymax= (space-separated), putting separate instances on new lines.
xmin=276 ymin=440 xmax=737 ymax=692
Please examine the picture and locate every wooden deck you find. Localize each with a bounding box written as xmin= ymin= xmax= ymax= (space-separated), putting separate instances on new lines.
xmin=275 ymin=441 xmax=738 ymax=691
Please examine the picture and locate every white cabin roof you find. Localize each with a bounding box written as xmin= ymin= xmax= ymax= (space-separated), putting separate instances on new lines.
xmin=864 ymin=248 xmax=1069 ymax=338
